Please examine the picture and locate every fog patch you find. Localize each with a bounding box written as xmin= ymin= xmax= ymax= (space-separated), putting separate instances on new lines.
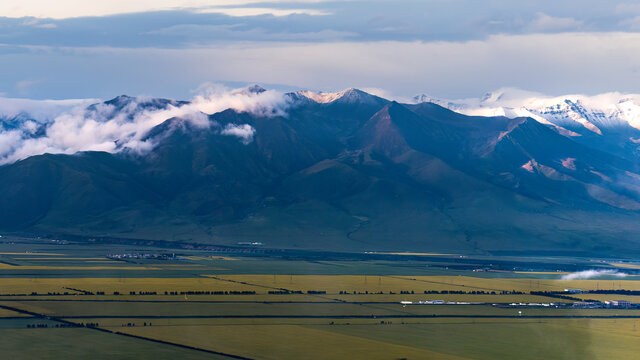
xmin=0 ymin=85 xmax=288 ymax=164
xmin=561 ymin=269 xmax=628 ymax=280
xmin=221 ymin=124 xmax=256 ymax=145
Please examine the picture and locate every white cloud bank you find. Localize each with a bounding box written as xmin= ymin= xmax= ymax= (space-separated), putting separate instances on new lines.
xmin=0 ymin=0 xmax=332 ymax=19
xmin=561 ymin=269 xmax=628 ymax=280
xmin=527 ymin=12 xmax=583 ymax=32
xmin=196 ymin=7 xmax=330 ymax=17
xmin=0 ymin=97 xmax=97 ymax=120
xmin=221 ymin=123 xmax=256 ymax=144
xmin=0 ymin=85 xmax=289 ymax=165
xmin=4 ymin=32 xmax=640 ymax=100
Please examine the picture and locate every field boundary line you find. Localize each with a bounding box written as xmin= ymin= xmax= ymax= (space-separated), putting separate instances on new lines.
xmin=0 ymin=303 xmax=256 ymax=360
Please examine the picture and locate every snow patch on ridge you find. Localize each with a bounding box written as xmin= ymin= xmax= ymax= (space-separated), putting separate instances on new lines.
xmin=297 ymin=88 xmax=382 ymax=105
xmin=413 ymin=88 xmax=640 ymax=138
xmin=298 ymin=90 xmax=349 ymax=104
xmin=520 ymin=158 xmax=573 ymax=181
xmin=521 ymin=160 xmax=535 ymax=173
xmin=561 ymin=157 xmax=576 ymax=170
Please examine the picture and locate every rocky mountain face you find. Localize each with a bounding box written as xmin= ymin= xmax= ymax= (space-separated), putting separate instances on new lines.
xmin=2 ymin=88 xmax=640 ymax=255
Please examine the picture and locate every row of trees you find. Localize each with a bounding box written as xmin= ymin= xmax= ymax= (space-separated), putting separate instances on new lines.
xmin=424 ymin=290 xmax=522 ymax=295
xmin=11 ymin=289 xmax=543 ymax=297
xmin=13 ymin=290 xmax=260 ymax=296
xmin=267 ymin=290 xmax=327 ymax=294
xmin=529 ymin=291 xmax=585 ymax=301
xmin=26 ymin=322 xmax=99 ymax=328
xmin=166 ymin=291 xmax=256 ymax=295
xmin=121 ymin=322 xmax=152 ymax=327
xmin=335 ymin=290 xmax=524 ymax=295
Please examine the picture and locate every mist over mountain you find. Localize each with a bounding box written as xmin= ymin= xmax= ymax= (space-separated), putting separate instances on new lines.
xmin=2 ymin=86 xmax=640 ymax=255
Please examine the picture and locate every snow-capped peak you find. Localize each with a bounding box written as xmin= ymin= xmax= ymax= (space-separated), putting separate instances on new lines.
xmin=414 ymin=89 xmax=640 ymax=135
xmin=413 ymin=88 xmax=640 ymax=161
xmin=298 ymin=89 xmax=352 ymax=103
xmin=297 ymin=88 xmax=384 ymax=105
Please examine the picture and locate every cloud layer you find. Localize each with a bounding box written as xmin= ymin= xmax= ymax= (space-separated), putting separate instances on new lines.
xmin=0 ymin=1 xmax=333 ymax=19
xmin=4 ymin=29 xmax=640 ymax=101
xmin=3 ymin=2 xmax=640 ymax=99
xmin=561 ymin=269 xmax=628 ymax=280
xmin=0 ymin=85 xmax=289 ymax=164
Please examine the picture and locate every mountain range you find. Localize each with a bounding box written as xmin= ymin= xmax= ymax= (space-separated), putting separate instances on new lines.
xmin=2 ymin=87 xmax=640 ymax=255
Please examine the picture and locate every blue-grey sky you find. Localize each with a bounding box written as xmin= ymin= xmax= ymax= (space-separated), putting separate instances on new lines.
xmin=3 ymin=0 xmax=640 ymax=99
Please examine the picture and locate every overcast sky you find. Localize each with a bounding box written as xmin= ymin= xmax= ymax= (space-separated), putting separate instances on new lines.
xmin=3 ymin=0 xmax=640 ymax=100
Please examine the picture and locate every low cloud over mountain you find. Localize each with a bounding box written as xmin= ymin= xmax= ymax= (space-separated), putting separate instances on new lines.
xmin=0 ymin=85 xmax=289 ymax=164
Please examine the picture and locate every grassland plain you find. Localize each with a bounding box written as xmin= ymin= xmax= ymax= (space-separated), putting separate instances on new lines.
xmin=0 ymin=272 xmax=619 ymax=295
xmin=2 ymin=274 xmax=630 ymax=302
xmin=574 ymin=294 xmax=640 ymax=302
xmin=0 ymin=307 xmax=28 ymax=317
xmin=3 ymin=300 xmax=406 ymax=317
xmin=0 ymin=321 xmax=231 ymax=360
xmin=87 ymin=318 xmax=640 ymax=360
xmin=2 ymin=238 xmax=640 ymax=359
xmin=334 ymin=293 xmax=558 ymax=303
xmin=0 ymin=277 xmax=264 ymax=294
xmin=316 ymin=318 xmax=640 ymax=360
xmin=9 ymin=298 xmax=640 ymax=319
xmin=210 ymin=274 xmax=640 ymax=293
xmin=114 ymin=323 xmax=468 ymax=360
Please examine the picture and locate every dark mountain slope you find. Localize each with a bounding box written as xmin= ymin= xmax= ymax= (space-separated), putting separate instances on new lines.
xmin=1 ymin=93 xmax=640 ymax=254
xmin=0 ymin=151 xmax=157 ymax=230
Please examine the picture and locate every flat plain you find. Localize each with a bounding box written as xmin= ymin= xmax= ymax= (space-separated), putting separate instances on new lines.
xmin=1 ymin=237 xmax=640 ymax=359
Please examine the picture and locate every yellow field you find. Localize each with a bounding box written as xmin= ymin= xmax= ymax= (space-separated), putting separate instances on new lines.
xmin=209 ymin=274 xmax=445 ymax=293
xmin=513 ymin=271 xmax=569 ymax=275
xmin=1 ymin=301 xmax=53 ymax=315
xmin=1 ymin=275 xmax=639 ymax=298
xmin=334 ymin=293 xmax=562 ymax=303
xmin=0 ymin=277 xmax=265 ymax=295
xmin=610 ymin=263 xmax=640 ymax=270
xmin=0 ymin=307 xmax=28 ymax=317
xmin=0 ymin=274 xmax=624 ymax=296
xmin=88 ymin=317 xmax=640 ymax=360
xmin=574 ymin=294 xmax=640 ymax=302
xmin=184 ymin=256 xmax=238 ymax=261
xmin=210 ymin=274 xmax=640 ymax=294
xmin=115 ymin=323 xmax=467 ymax=360
xmin=3 ymin=271 xmax=640 ymax=360
xmin=396 ymin=275 xmax=640 ymax=292
xmin=4 ymin=240 xmax=640 ymax=360
xmin=155 ymin=264 xmax=205 ymax=267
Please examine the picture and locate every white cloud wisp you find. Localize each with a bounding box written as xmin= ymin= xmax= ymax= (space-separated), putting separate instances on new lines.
xmin=0 ymin=85 xmax=289 ymax=165
xmin=0 ymin=0 xmax=333 ymax=19
xmin=561 ymin=269 xmax=628 ymax=280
